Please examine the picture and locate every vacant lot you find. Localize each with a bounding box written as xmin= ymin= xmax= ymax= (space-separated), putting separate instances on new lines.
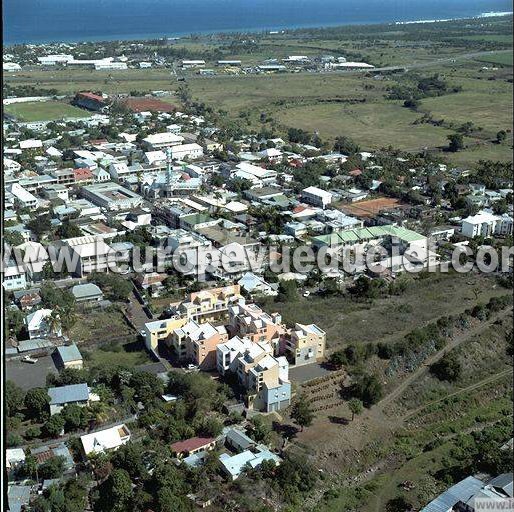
xmin=83 ymin=341 xmax=152 ymax=368
xmin=337 ymin=197 xmax=404 ymax=218
xmin=4 ymin=100 xmax=91 ymax=122
xmin=270 ymin=271 xmax=507 ymax=352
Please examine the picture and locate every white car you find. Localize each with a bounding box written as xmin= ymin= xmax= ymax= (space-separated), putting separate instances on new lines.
xmin=22 ymin=356 xmax=38 ymax=364
xmin=302 ymin=291 xmax=311 ymax=297
xmin=187 ymin=364 xmax=198 ymax=371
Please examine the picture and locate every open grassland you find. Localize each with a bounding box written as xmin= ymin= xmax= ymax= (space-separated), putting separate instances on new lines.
xmin=474 ymin=49 xmax=513 ymax=66
xmin=269 ymin=271 xmax=507 ymax=352
xmin=4 ymin=100 xmax=91 ymax=121
xmin=83 ymin=341 xmax=152 ymax=368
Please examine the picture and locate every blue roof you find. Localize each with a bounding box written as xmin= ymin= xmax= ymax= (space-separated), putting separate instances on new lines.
xmin=8 ymin=485 xmax=31 ymax=512
xmin=421 ymin=476 xmax=485 ymax=512
xmin=224 ymin=427 xmax=255 ymax=450
xmin=56 ymin=344 xmax=82 ymax=363
xmin=182 ymin=450 xmax=207 ymax=468
xmin=48 ymin=383 xmax=89 ymax=405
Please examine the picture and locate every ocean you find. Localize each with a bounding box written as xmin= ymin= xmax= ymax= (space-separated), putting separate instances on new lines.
xmin=3 ymin=0 xmax=512 ymax=45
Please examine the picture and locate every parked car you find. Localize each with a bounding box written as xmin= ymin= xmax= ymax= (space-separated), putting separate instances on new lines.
xmin=22 ymin=355 xmax=38 ymax=364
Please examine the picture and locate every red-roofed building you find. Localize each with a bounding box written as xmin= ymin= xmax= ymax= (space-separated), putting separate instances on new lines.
xmin=170 ymin=437 xmax=216 ymax=458
xmin=73 ymin=167 xmax=94 ymax=184
xmin=292 ymin=205 xmax=309 ymax=214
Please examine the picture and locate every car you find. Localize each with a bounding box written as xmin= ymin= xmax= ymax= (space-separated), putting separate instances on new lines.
xmin=22 ymin=355 xmax=38 ymax=364
xmin=302 ymin=291 xmax=311 ymax=297
xmin=187 ymin=364 xmax=198 ymax=371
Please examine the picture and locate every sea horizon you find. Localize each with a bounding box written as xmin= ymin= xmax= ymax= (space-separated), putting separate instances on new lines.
xmin=3 ymin=0 xmax=512 ymax=46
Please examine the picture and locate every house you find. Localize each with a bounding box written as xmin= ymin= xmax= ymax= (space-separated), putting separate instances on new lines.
xmin=421 ymin=474 xmax=513 ymax=512
xmin=223 ymin=427 xmax=256 ymax=452
xmin=80 ymin=182 xmax=143 ymax=211
xmin=54 ymin=343 xmax=83 ymax=370
xmin=25 ymin=308 xmax=60 ymax=339
xmin=3 ymin=262 xmax=27 ymax=292
xmin=238 ymin=272 xmax=278 ymax=296
xmin=6 ymin=448 xmax=26 ymax=476
xmin=81 ymin=424 xmax=131 ymax=456
xmin=48 ymin=383 xmax=91 ymax=415
xmin=31 ymin=442 xmax=75 ymax=472
xmin=7 ymin=485 xmax=31 ymax=512
xmin=284 ymin=221 xmax=308 ymax=238
xmin=219 ymin=444 xmax=281 ymax=480
xmin=301 ymin=186 xmax=333 ymax=209
xmin=7 ymin=183 xmax=39 ymax=208
xmin=71 ymin=283 xmax=104 ymax=302
xmin=171 ymin=437 xmax=216 ymax=458
xmin=14 ymin=289 xmax=42 ymax=310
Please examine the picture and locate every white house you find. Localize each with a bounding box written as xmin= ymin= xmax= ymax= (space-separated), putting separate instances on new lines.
xmin=25 ymin=308 xmax=61 ymax=339
xmin=7 ymin=183 xmax=39 ymax=208
xmin=301 ymin=186 xmax=333 ymax=209
xmin=143 ymin=132 xmax=184 ymax=150
xmin=81 ymin=424 xmax=131 ymax=456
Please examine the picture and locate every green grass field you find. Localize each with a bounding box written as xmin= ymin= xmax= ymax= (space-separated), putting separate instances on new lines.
xmin=85 ymin=341 xmax=151 ymax=368
xmin=4 ymin=100 xmax=91 ymax=122
xmin=474 ymin=50 xmax=513 ymax=66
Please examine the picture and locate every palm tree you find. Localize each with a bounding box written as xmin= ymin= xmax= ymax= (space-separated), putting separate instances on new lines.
xmin=46 ymin=310 xmax=62 ymax=338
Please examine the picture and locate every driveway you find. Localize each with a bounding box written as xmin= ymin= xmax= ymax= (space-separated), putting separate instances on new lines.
xmin=6 ymin=355 xmax=58 ymax=390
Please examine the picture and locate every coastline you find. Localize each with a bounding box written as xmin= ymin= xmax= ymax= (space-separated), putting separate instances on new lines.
xmin=3 ymin=10 xmax=512 ymax=46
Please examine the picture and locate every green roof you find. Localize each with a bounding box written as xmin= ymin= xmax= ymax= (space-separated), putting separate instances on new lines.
xmin=312 ymin=225 xmax=425 ymax=247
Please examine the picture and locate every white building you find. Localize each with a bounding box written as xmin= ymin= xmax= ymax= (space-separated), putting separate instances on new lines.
xmin=25 ymin=308 xmax=60 ymax=339
xmin=461 ymin=211 xmax=513 ymax=238
xmin=301 ymin=186 xmax=333 ymax=209
xmin=38 ymin=54 xmax=74 ymax=65
xmin=7 ymin=183 xmax=39 ymax=208
xmin=3 ymin=62 xmax=21 ymax=72
xmin=81 ymin=424 xmax=131 ymax=456
xmin=3 ymin=262 xmax=27 ymax=291
xmin=170 ymin=143 xmax=204 ymax=161
xmin=143 ymin=132 xmax=184 ymax=150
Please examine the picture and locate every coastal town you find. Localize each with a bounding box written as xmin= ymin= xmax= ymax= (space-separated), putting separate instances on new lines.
xmin=3 ymin=14 xmax=514 ymax=512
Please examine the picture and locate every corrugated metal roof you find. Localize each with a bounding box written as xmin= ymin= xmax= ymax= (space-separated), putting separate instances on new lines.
xmin=56 ymin=343 xmax=82 ymax=363
xmin=421 ymin=476 xmax=484 ymax=512
xmin=48 ymin=383 xmax=89 ymax=405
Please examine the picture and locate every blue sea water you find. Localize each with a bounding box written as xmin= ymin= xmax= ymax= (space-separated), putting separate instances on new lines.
xmin=3 ymin=0 xmax=512 ymax=45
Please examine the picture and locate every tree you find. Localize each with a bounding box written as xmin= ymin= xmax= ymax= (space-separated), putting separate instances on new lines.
xmin=333 ymin=136 xmax=360 ymax=155
xmin=447 ymin=133 xmax=464 ymax=152
xmin=44 ymin=414 xmax=65 ymax=437
xmin=39 ymin=455 xmax=66 ymax=479
xmin=24 ymin=388 xmax=50 ymax=421
xmin=56 ymin=220 xmax=82 ymax=239
xmin=350 ymin=373 xmax=383 ymax=407
xmin=62 ymin=404 xmax=88 ymax=431
xmin=386 ymin=496 xmax=413 ymax=512
xmin=496 ymin=130 xmax=507 ymax=144
xmin=276 ymin=280 xmax=298 ymax=303
xmin=329 ymin=350 xmax=346 ymax=369
xmin=251 ymin=415 xmax=271 ymax=443
xmin=348 ymin=398 xmax=364 ymax=421
xmin=6 ymin=380 xmax=25 ymax=417
xmin=430 ymin=352 xmax=461 ymax=382
xmin=290 ymin=395 xmax=315 ymax=431
xmin=100 ymin=469 xmax=134 ymax=512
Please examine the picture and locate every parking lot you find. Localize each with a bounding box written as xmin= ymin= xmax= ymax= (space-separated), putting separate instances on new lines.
xmin=289 ymin=362 xmax=331 ymax=384
xmin=6 ymin=355 xmax=58 ymax=390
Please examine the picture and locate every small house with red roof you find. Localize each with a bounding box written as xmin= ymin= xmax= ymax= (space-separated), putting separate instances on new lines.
xmin=170 ymin=436 xmax=216 ymax=459
xmin=73 ymin=167 xmax=94 ymax=184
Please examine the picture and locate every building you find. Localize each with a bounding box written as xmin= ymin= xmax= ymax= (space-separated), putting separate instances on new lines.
xmin=71 ymin=283 xmax=104 ymax=302
xmin=25 ymin=308 xmax=60 ymax=339
xmin=171 ymin=436 xmax=216 ymax=458
xmin=81 ymin=424 xmax=131 ymax=456
xmin=170 ymin=143 xmax=204 ymax=161
xmin=7 ymin=183 xmax=39 ymax=208
xmin=228 ymin=301 xmax=284 ymax=347
xmin=143 ymin=132 xmax=184 ymax=150
xmin=54 ymin=343 xmax=83 ymax=369
xmin=57 ymin=236 xmax=114 ymax=277
xmin=421 ymin=474 xmax=513 ymax=512
xmin=80 ymin=182 xmax=143 ymax=211
xmin=48 ymin=383 xmax=91 ymax=415
xmin=3 ymin=262 xmax=27 ymax=292
xmin=301 ymin=186 xmax=333 ymax=209
xmin=73 ymin=91 xmax=108 ymax=111
xmin=282 ymin=323 xmax=326 ymax=366
xmin=181 ymin=60 xmax=206 ymax=68
xmin=461 ymin=210 xmax=513 ymax=238
xmin=237 ymin=272 xmax=278 ymax=296
xmin=38 ymin=54 xmax=74 ymax=65
xmin=219 ymin=445 xmax=281 ymax=480
xmin=216 ymin=336 xmax=291 ymax=412
xmin=171 ymin=320 xmax=228 ymax=369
